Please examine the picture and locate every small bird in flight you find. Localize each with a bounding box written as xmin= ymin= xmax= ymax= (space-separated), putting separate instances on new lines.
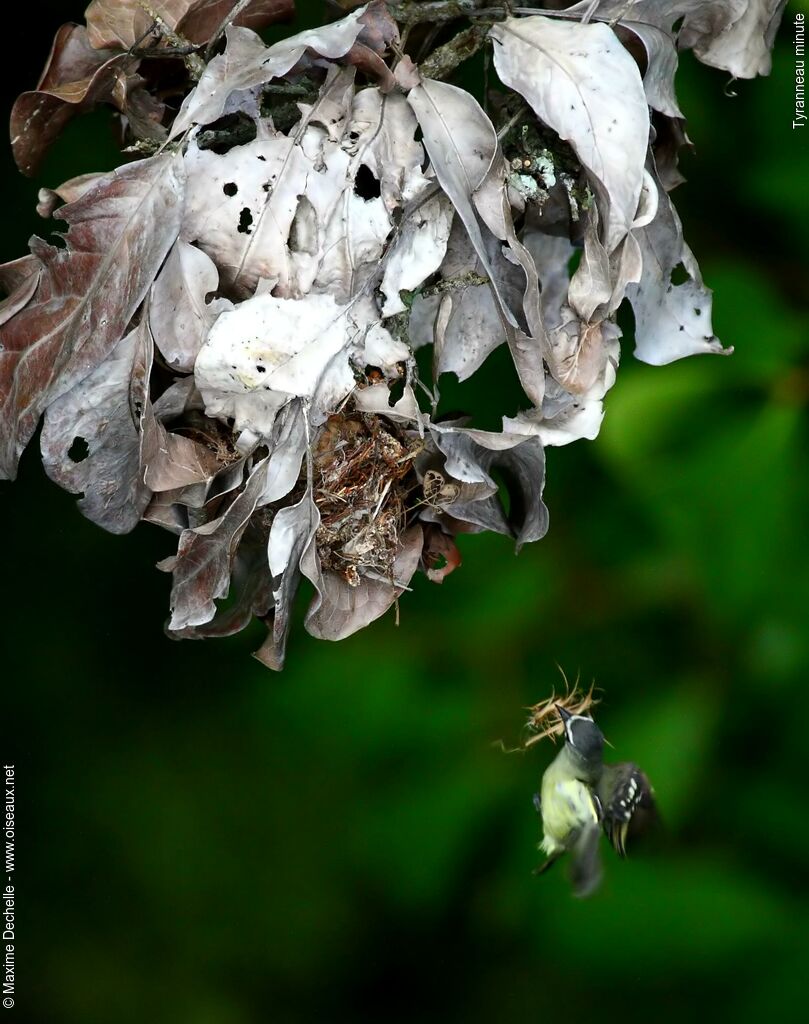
xmin=534 ymin=706 xmax=657 ymax=897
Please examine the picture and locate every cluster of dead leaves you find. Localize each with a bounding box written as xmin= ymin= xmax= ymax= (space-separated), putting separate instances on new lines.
xmin=0 ymin=1 xmax=786 ymax=666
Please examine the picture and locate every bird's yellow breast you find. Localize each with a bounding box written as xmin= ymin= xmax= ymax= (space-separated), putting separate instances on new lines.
xmin=540 ymin=759 xmax=600 ymax=855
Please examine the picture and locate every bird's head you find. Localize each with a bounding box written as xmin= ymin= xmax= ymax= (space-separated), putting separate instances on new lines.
xmin=557 ymin=706 xmax=605 ymax=762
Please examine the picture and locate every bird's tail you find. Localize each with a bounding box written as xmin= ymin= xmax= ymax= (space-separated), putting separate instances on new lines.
xmin=569 ymin=824 xmax=602 ymax=898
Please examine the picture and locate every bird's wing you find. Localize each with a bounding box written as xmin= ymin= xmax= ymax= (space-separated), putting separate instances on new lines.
xmin=597 ymin=763 xmax=656 ymax=857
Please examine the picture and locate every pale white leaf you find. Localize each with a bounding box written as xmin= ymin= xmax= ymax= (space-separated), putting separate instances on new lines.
xmin=195 ymin=291 xmax=358 ymax=435
xmin=348 ymin=88 xmax=432 ymax=211
xmin=505 ymin=375 xmax=611 ymax=448
xmin=182 ymin=135 xmax=310 ymax=297
xmin=408 ymin=218 xmax=522 ymax=382
xmin=380 ymin=194 xmax=453 ymax=316
xmin=567 ymin=211 xmax=613 ymax=323
xmin=582 ymin=0 xmax=784 ymax=79
xmin=679 ymin=0 xmax=786 ymax=78
xmin=407 ymin=77 xmax=518 ymax=327
xmin=261 ymin=400 xmax=308 ymax=504
xmin=291 ymin=83 xmax=430 ymax=304
xmin=504 ymin=322 xmax=621 ymax=447
xmin=352 ymin=380 xmax=422 ymax=424
xmin=523 ymin=224 xmax=575 ymax=330
xmin=428 ymin=425 xmax=548 ymax=547
xmin=267 ymin=482 xmax=320 ymax=664
xmin=362 ymin=322 xmax=411 ymax=373
xmin=490 ymin=15 xmax=649 ymax=252
xmin=474 ymin=160 xmax=546 ymax=404
xmin=150 ymin=239 xmax=223 ymax=372
xmin=628 ymin=179 xmax=731 ymax=365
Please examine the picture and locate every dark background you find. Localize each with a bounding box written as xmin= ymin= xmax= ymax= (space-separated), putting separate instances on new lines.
xmin=2 ymin=2 xmax=808 ymax=1021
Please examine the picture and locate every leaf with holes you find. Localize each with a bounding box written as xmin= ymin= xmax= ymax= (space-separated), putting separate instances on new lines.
xmin=627 ymin=177 xmax=730 ymax=365
xmin=39 ymin=316 xmax=152 ymax=534
xmin=194 ymin=291 xmax=358 ymax=437
xmin=0 ymin=152 xmax=185 ymax=479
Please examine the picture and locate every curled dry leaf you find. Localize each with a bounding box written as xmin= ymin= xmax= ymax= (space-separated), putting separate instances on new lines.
xmin=85 ymin=0 xmax=295 ymax=51
xmin=306 ymin=524 xmax=423 ymax=641
xmin=160 ymin=453 xmax=271 ymax=631
xmin=421 ymin=524 xmax=462 ymax=584
xmin=581 ymin=0 xmax=786 ymax=79
xmin=408 ymin=218 xmax=523 ymax=381
xmin=11 ymin=25 xmax=132 ymax=176
xmin=627 ymin=174 xmax=731 ymax=365
xmin=678 ymin=0 xmax=787 ymax=79
xmin=36 ymin=171 xmax=110 ymax=219
xmin=0 ymin=257 xmax=41 ymax=328
xmin=407 ymin=77 xmax=518 ymax=328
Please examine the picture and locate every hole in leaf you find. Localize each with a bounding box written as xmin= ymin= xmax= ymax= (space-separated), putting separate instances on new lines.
xmin=197 ymin=112 xmax=257 ymax=154
xmin=237 ymin=208 xmax=254 ymax=234
xmin=670 ymin=263 xmax=689 ymax=285
xmin=353 ymin=164 xmax=381 ymax=201
xmin=568 ymin=249 xmax=582 ymax=275
xmin=288 ymin=196 xmax=315 ymax=254
xmin=222 ymin=182 xmax=238 ymax=197
xmin=388 ymin=377 xmax=405 ymax=406
xmin=68 ymin=437 xmax=89 ymax=463
xmin=489 ymin=466 xmax=513 ymax=519
xmin=693 ymin=307 xmax=702 ymax=317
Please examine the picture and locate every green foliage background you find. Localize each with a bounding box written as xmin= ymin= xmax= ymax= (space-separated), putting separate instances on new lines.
xmin=2 ymin=3 xmax=808 ymax=1021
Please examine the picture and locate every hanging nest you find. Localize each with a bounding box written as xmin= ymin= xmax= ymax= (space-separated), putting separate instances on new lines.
xmin=312 ymin=408 xmax=422 ymax=588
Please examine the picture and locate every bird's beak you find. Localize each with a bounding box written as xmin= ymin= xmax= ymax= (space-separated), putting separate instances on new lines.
xmin=556 ymin=705 xmax=572 ymax=723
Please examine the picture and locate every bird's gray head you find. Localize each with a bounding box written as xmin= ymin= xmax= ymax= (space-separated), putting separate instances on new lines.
xmin=557 ymin=707 xmax=605 ymax=763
